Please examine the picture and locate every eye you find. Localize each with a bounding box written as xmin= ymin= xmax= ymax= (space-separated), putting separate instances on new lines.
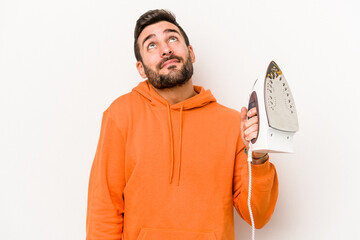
xmin=147 ymin=43 xmax=156 ymax=50
xmin=169 ymin=36 xmax=178 ymax=43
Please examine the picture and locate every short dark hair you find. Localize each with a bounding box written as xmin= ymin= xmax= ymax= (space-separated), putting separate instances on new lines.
xmin=134 ymin=9 xmax=190 ymax=62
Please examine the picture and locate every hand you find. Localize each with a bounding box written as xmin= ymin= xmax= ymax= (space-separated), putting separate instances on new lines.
xmin=240 ymin=106 xmax=258 ymax=149
xmin=240 ymin=107 xmax=267 ymax=162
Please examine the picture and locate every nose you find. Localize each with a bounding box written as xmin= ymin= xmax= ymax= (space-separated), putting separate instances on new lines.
xmin=161 ymin=44 xmax=173 ymax=57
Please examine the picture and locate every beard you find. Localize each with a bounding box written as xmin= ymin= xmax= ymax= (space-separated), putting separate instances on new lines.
xmin=142 ymin=52 xmax=194 ymax=89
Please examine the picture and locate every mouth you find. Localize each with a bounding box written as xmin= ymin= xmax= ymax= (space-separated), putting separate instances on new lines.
xmin=161 ymin=59 xmax=180 ymax=69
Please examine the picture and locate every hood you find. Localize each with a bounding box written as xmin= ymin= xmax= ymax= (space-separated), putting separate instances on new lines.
xmin=132 ymin=80 xmax=216 ymax=110
xmin=132 ymin=80 xmax=217 ymax=186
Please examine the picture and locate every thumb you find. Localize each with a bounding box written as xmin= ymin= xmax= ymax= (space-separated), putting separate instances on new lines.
xmin=240 ymin=107 xmax=248 ymax=126
xmin=240 ymin=106 xmax=249 ymax=149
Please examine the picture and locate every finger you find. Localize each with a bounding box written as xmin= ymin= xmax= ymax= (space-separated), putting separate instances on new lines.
xmin=244 ymin=116 xmax=258 ymax=129
xmin=245 ymin=131 xmax=258 ymax=142
xmin=244 ymin=124 xmax=258 ymax=138
xmin=247 ymin=107 xmax=258 ymax=118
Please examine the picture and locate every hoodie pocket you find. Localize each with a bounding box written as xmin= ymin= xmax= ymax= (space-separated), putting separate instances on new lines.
xmin=136 ymin=227 xmax=217 ymax=240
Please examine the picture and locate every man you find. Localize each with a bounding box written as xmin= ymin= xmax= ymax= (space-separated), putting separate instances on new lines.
xmin=86 ymin=9 xmax=278 ymax=240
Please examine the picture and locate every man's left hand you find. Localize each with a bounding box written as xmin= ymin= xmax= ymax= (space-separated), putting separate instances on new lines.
xmin=240 ymin=106 xmax=268 ymax=164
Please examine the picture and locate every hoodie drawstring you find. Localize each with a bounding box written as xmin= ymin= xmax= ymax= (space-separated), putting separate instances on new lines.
xmin=166 ymin=103 xmax=184 ymax=186
xmin=177 ymin=105 xmax=183 ymax=186
xmin=167 ymin=103 xmax=174 ymax=184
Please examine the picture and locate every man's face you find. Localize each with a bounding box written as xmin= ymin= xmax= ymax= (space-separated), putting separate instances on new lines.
xmin=136 ymin=21 xmax=195 ymax=89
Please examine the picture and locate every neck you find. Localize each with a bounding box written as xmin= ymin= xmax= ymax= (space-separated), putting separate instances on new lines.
xmin=151 ymin=79 xmax=198 ymax=105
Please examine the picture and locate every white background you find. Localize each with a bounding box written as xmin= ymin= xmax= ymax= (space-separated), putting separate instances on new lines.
xmin=1 ymin=0 xmax=359 ymax=239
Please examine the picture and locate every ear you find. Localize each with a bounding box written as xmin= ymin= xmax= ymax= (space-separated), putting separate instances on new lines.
xmin=136 ymin=61 xmax=147 ymax=79
xmin=188 ymin=45 xmax=195 ymax=63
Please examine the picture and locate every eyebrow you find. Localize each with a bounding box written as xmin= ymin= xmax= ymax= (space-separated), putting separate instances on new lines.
xmin=142 ymin=28 xmax=181 ymax=47
xmin=163 ymin=28 xmax=180 ymax=35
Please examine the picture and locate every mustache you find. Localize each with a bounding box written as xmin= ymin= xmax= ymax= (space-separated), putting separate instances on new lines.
xmin=158 ymin=55 xmax=182 ymax=69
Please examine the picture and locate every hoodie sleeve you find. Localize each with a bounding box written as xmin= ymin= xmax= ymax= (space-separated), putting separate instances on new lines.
xmin=232 ymin=133 xmax=279 ymax=229
xmin=86 ymin=110 xmax=125 ymax=240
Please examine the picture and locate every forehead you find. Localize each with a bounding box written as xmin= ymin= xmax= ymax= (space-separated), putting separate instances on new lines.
xmin=138 ymin=21 xmax=182 ymax=43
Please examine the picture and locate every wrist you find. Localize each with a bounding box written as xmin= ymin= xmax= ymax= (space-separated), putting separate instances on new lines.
xmin=251 ymin=152 xmax=268 ymax=165
xmin=244 ymin=148 xmax=269 ymax=165
xmin=252 ymin=152 xmax=266 ymax=158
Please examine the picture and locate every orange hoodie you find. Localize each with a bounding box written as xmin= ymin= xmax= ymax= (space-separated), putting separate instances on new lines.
xmin=86 ymin=80 xmax=278 ymax=240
